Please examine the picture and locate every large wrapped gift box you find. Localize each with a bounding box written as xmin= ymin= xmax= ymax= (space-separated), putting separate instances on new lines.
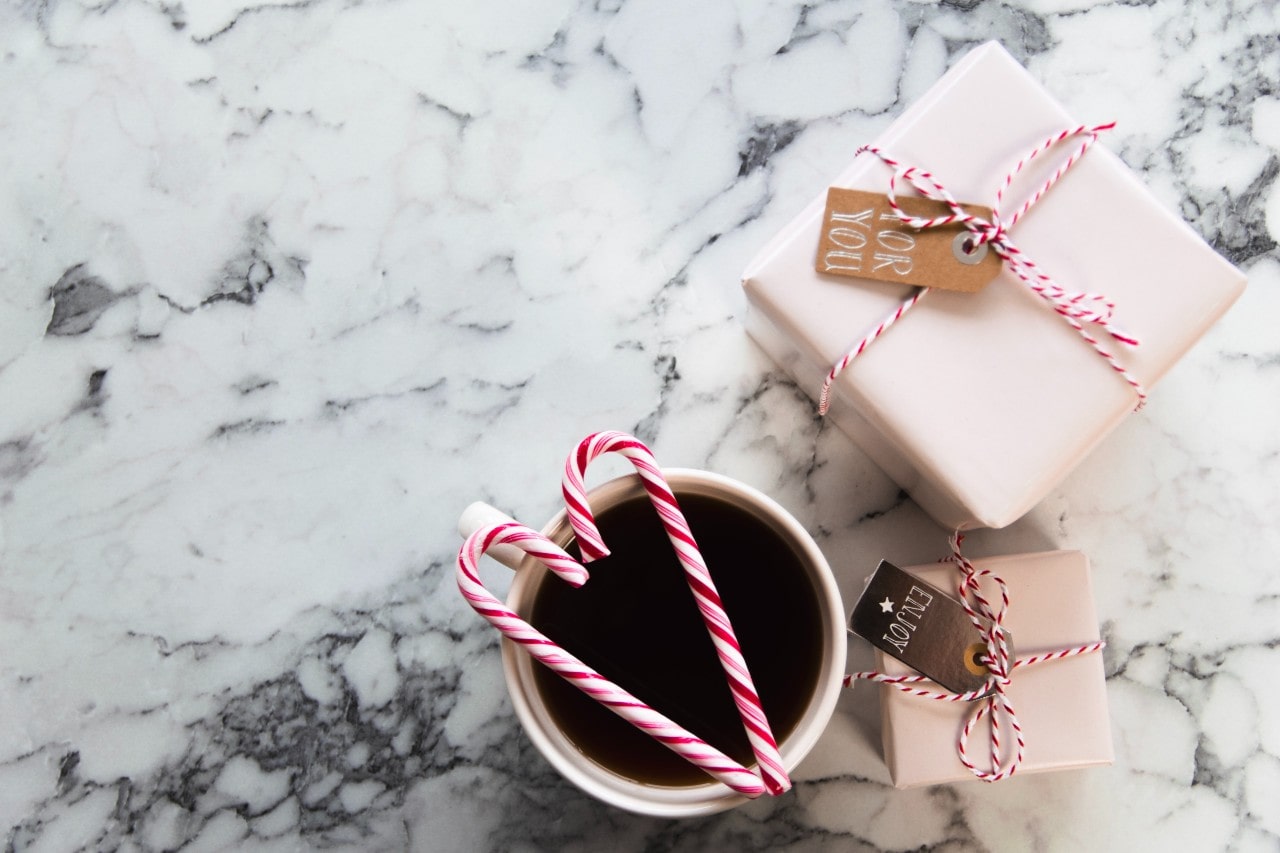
xmin=877 ymin=550 xmax=1111 ymax=788
xmin=742 ymin=42 xmax=1246 ymax=529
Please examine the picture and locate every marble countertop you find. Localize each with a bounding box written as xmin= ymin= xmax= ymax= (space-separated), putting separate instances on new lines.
xmin=2 ymin=1 xmax=1278 ymax=850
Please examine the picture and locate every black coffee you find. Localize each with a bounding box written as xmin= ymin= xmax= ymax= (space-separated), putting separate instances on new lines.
xmin=530 ymin=492 xmax=823 ymax=787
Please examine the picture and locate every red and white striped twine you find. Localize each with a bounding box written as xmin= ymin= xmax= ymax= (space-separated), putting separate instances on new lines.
xmin=843 ymin=534 xmax=1105 ymax=782
xmin=563 ymin=430 xmax=790 ymax=796
xmin=456 ymin=431 xmax=789 ymax=798
xmin=818 ymin=123 xmax=1147 ymax=417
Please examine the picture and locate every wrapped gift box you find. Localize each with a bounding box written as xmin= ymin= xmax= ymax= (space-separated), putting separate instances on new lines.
xmin=877 ymin=551 xmax=1111 ymax=788
xmin=742 ymin=42 xmax=1246 ymax=529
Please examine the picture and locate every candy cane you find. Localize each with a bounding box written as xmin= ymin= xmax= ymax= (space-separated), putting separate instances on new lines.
xmin=562 ymin=431 xmax=790 ymax=796
xmin=456 ymin=520 xmax=768 ymax=796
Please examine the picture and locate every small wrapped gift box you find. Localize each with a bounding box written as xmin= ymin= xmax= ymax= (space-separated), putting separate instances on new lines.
xmin=742 ymin=42 xmax=1246 ymax=529
xmin=877 ymin=551 xmax=1111 ymax=788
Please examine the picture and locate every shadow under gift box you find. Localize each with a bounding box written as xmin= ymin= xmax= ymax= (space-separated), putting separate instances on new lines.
xmin=742 ymin=41 xmax=1247 ymax=530
xmin=878 ymin=551 xmax=1110 ymax=788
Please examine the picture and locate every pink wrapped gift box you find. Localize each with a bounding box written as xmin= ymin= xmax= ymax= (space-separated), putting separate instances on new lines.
xmin=742 ymin=42 xmax=1246 ymax=529
xmin=877 ymin=551 xmax=1111 ymax=788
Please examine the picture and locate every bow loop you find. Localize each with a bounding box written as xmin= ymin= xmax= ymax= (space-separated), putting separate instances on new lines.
xmin=820 ymin=124 xmax=1148 ymax=418
xmin=846 ymin=533 xmax=1106 ymax=783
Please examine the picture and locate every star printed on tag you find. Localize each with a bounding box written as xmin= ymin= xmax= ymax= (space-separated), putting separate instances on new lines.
xmin=880 ymin=597 xmax=895 ymax=613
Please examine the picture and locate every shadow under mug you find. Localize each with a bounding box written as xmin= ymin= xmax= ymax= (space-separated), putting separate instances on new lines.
xmin=458 ymin=469 xmax=846 ymax=818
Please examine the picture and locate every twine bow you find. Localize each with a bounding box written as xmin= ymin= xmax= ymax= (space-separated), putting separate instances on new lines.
xmin=845 ymin=534 xmax=1105 ymax=782
xmin=818 ymin=123 xmax=1147 ymax=416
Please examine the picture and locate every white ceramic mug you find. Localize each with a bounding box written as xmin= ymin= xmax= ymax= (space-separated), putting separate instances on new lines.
xmin=458 ymin=469 xmax=846 ymax=818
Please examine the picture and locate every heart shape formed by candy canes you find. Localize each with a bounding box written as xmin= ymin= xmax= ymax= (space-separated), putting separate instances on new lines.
xmin=456 ymin=431 xmax=789 ymax=797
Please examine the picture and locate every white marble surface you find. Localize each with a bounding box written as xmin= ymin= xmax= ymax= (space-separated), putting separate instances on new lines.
xmin=1 ymin=1 xmax=1277 ymax=850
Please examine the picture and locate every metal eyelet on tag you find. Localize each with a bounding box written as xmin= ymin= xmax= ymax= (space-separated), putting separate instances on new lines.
xmin=952 ymin=232 xmax=989 ymax=265
xmin=963 ymin=641 xmax=988 ymax=676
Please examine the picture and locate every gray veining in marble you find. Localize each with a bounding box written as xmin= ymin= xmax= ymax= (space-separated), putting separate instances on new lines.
xmin=1 ymin=0 xmax=1278 ymax=850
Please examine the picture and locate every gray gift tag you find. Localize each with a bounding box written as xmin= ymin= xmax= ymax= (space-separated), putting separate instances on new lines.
xmin=850 ymin=560 xmax=1012 ymax=698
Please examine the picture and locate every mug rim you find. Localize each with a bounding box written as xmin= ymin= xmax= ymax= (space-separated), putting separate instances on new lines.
xmin=501 ymin=468 xmax=846 ymax=818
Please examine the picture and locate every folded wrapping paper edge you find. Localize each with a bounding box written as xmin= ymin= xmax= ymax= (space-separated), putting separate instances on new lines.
xmin=882 ymin=703 xmax=1115 ymax=790
xmin=742 ymin=304 xmax=988 ymax=529
xmin=1081 ymin=147 xmax=1248 ymax=389
xmin=741 ymin=274 xmax=1101 ymax=529
xmin=876 ymin=551 xmax=1114 ymax=788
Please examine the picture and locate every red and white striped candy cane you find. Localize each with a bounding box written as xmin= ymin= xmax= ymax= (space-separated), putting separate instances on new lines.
xmin=457 ymin=520 xmax=769 ymax=796
xmin=562 ymin=431 xmax=791 ymax=796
